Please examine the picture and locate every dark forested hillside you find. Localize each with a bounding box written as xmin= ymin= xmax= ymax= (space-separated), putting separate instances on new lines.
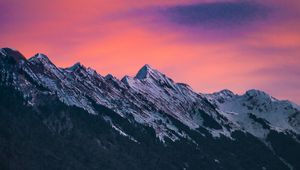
xmin=0 ymin=85 xmax=293 ymax=170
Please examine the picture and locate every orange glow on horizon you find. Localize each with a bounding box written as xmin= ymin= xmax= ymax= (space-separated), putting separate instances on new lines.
xmin=1 ymin=0 xmax=300 ymax=104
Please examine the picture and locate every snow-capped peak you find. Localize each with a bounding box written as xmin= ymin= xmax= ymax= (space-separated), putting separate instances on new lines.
xmin=134 ymin=64 xmax=176 ymax=90
xmin=135 ymin=64 xmax=154 ymax=79
xmin=246 ymin=89 xmax=268 ymax=97
xmin=205 ymin=89 xmax=235 ymax=105
xmin=135 ymin=64 xmax=173 ymax=82
xmin=120 ymin=75 xmax=130 ymax=84
xmin=105 ymin=74 xmax=116 ymax=80
xmin=214 ymin=89 xmax=235 ymax=98
xmin=66 ymin=62 xmax=86 ymax=72
xmin=244 ymin=89 xmax=277 ymax=102
xmin=29 ymin=53 xmax=52 ymax=65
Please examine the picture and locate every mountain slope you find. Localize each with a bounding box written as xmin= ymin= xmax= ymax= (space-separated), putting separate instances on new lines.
xmin=205 ymin=89 xmax=300 ymax=139
xmin=1 ymin=48 xmax=299 ymax=170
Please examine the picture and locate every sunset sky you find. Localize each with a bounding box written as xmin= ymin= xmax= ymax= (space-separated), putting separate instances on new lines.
xmin=1 ymin=0 xmax=300 ymax=103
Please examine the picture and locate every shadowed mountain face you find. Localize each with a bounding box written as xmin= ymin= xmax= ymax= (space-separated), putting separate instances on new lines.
xmin=1 ymin=48 xmax=299 ymax=170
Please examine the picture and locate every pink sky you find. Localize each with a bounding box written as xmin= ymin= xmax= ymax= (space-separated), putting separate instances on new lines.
xmin=1 ymin=0 xmax=300 ymax=104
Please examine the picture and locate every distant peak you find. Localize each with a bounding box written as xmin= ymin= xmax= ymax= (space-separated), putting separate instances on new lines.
xmin=135 ymin=64 xmax=154 ymax=79
xmin=245 ymin=89 xmax=266 ymax=97
xmin=121 ymin=75 xmax=133 ymax=85
xmin=176 ymin=82 xmax=193 ymax=91
xmin=86 ymin=67 xmax=97 ymax=75
xmin=71 ymin=62 xmax=82 ymax=69
xmin=29 ymin=53 xmax=51 ymax=64
xmin=65 ymin=62 xmax=87 ymax=72
xmin=121 ymin=75 xmax=129 ymax=81
xmin=219 ymin=89 xmax=234 ymax=96
xmin=105 ymin=74 xmax=115 ymax=80
xmin=143 ymin=64 xmax=151 ymax=69
xmin=244 ymin=89 xmax=278 ymax=102
xmin=74 ymin=62 xmax=81 ymax=66
xmin=211 ymin=89 xmax=235 ymax=100
xmin=34 ymin=53 xmax=49 ymax=59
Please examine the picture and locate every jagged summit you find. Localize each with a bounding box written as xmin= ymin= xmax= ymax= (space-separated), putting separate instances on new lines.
xmin=244 ymin=89 xmax=277 ymax=102
xmin=66 ymin=62 xmax=86 ymax=71
xmin=135 ymin=64 xmax=170 ymax=80
xmin=29 ymin=53 xmax=51 ymax=63
xmin=121 ymin=75 xmax=130 ymax=83
xmin=105 ymin=73 xmax=115 ymax=80
xmin=135 ymin=64 xmax=176 ymax=88
xmin=215 ymin=89 xmax=235 ymax=96
xmin=245 ymin=89 xmax=268 ymax=96
xmin=135 ymin=64 xmax=154 ymax=79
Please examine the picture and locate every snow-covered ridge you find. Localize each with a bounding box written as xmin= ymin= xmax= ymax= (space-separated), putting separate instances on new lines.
xmin=1 ymin=47 xmax=300 ymax=142
xmin=205 ymin=89 xmax=300 ymax=139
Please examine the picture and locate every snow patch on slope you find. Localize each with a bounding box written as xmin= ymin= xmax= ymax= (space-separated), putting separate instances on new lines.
xmin=206 ymin=89 xmax=300 ymax=139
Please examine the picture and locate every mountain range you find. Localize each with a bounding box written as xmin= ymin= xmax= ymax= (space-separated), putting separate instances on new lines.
xmin=0 ymin=47 xmax=299 ymax=170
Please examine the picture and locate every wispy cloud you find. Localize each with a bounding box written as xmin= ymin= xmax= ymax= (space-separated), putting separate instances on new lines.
xmin=160 ymin=1 xmax=269 ymax=28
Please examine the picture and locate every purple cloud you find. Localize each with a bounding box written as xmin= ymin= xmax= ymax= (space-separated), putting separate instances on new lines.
xmin=159 ymin=1 xmax=269 ymax=28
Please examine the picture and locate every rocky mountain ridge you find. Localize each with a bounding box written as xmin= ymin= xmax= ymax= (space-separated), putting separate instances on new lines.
xmin=1 ymin=47 xmax=300 ymax=170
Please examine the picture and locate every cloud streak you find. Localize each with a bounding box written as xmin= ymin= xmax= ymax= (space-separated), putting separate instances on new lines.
xmin=160 ymin=1 xmax=269 ymax=28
